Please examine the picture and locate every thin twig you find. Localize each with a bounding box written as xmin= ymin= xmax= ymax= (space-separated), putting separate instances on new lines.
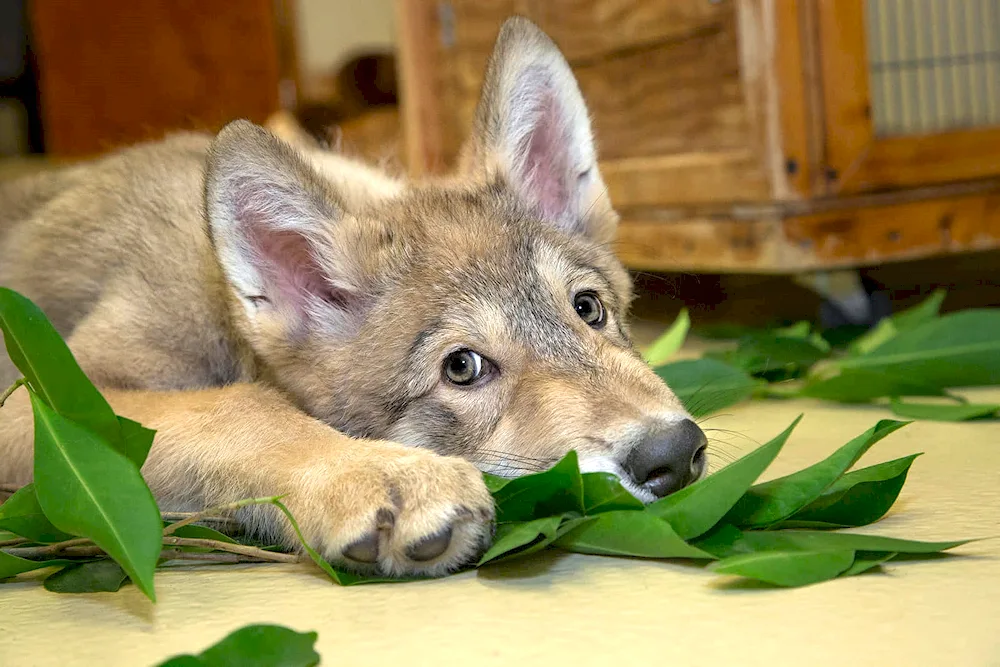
xmin=160 ymin=512 xmax=241 ymax=530
xmin=0 ymin=536 xmax=29 ymax=547
xmin=5 ymin=537 xmax=299 ymax=564
xmin=161 ymin=536 xmax=299 ymax=563
xmin=0 ymin=378 xmax=25 ymax=408
xmin=18 ymin=536 xmax=93 ymax=557
xmin=5 ymin=544 xmax=107 ymax=559
xmin=162 ymin=496 xmax=283 ymax=536
xmin=158 ymin=548 xmax=281 ymax=564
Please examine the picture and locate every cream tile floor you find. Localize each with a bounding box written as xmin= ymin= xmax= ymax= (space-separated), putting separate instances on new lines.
xmin=4 ymin=379 xmax=999 ymax=666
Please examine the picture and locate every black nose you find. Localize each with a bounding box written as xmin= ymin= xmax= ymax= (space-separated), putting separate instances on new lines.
xmin=626 ymin=419 xmax=707 ymax=498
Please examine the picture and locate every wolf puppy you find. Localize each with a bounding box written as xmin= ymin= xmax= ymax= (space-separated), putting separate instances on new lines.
xmin=0 ymin=18 xmax=706 ymax=575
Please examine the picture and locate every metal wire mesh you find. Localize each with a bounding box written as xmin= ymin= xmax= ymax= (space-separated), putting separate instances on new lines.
xmin=866 ymin=0 xmax=1000 ymax=136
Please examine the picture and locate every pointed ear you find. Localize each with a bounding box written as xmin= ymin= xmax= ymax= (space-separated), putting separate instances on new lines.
xmin=205 ymin=120 xmax=369 ymax=338
xmin=460 ymin=17 xmax=618 ymax=243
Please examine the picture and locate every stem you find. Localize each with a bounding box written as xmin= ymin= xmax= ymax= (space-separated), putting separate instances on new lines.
xmin=161 ymin=512 xmax=240 ymax=529
xmin=18 ymin=536 xmax=93 ymax=556
xmin=0 ymin=536 xmax=29 ymax=547
xmin=5 ymin=537 xmax=298 ymax=564
xmin=5 ymin=544 xmax=107 ymax=559
xmin=158 ymin=548 xmax=280 ymax=564
xmin=0 ymin=378 xmax=25 ymax=407
xmin=161 ymin=536 xmax=299 ymax=563
xmin=162 ymin=496 xmax=283 ymax=536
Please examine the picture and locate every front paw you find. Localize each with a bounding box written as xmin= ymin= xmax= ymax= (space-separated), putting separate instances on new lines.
xmin=285 ymin=447 xmax=495 ymax=577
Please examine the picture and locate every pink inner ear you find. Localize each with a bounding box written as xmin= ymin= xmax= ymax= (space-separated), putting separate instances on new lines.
xmin=249 ymin=225 xmax=333 ymax=318
xmin=517 ymin=86 xmax=574 ymax=226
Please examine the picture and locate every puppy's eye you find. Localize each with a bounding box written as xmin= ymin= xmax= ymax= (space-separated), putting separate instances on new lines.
xmin=573 ymin=291 xmax=606 ymax=328
xmin=443 ymin=349 xmax=492 ymax=386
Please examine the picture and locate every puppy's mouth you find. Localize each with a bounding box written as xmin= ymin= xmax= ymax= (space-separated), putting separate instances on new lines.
xmin=577 ymin=455 xmax=658 ymax=504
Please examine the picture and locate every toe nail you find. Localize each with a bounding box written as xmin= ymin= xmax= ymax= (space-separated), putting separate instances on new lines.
xmin=343 ymin=531 xmax=380 ymax=563
xmin=406 ymin=526 xmax=453 ymax=562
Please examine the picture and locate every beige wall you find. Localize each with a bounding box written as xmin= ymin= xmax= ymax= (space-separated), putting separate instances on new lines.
xmin=297 ymin=0 xmax=396 ymax=73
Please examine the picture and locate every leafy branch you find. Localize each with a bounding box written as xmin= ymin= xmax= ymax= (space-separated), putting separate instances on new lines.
xmin=0 ymin=285 xmax=988 ymax=598
xmin=644 ymin=290 xmax=1000 ymax=421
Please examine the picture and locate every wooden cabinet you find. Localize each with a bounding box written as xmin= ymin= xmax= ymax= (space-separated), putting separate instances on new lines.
xmin=30 ymin=0 xmax=298 ymax=157
xmin=396 ymin=0 xmax=1000 ymax=273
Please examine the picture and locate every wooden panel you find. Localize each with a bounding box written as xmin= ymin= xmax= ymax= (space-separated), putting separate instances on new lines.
xmin=816 ymin=0 xmax=1000 ymax=193
xmin=31 ymin=0 xmax=282 ymax=156
xmin=602 ymin=151 xmax=769 ymax=208
xmin=783 ymin=193 xmax=1000 ymax=266
xmin=738 ymin=0 xmax=821 ymax=200
xmin=447 ymin=0 xmax=517 ymax=162
xmin=843 ymin=129 xmax=1000 ymax=192
xmin=397 ymin=0 xmax=450 ymax=174
xmin=615 ymin=191 xmax=1000 ymax=273
xmin=574 ymin=9 xmax=750 ymax=161
xmin=615 ymin=217 xmax=783 ymax=273
xmin=407 ymin=1 xmax=754 ymax=176
xmin=527 ymin=0 xmax=729 ymax=63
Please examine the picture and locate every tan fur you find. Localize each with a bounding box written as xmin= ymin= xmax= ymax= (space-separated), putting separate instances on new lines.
xmin=0 ymin=18 xmax=699 ymax=576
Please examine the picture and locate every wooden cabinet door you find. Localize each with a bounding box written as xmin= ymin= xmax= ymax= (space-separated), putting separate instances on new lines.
xmin=817 ymin=0 xmax=1000 ymax=194
xmin=31 ymin=0 xmax=293 ymax=156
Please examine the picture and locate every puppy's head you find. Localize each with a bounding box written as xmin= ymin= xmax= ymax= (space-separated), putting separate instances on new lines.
xmin=205 ymin=17 xmax=706 ymax=501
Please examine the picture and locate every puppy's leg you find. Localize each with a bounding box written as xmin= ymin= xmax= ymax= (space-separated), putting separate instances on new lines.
xmin=0 ymin=383 xmax=494 ymax=576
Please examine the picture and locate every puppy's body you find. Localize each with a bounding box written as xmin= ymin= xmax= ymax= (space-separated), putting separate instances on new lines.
xmin=0 ymin=18 xmax=705 ymax=576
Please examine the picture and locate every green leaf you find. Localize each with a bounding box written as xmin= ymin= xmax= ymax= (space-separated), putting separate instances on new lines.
xmin=648 ymin=416 xmax=802 ymax=539
xmin=30 ymin=393 xmax=162 ymax=601
xmin=166 ymin=522 xmax=238 ymax=551
xmin=725 ymin=420 xmax=910 ymax=529
xmin=849 ymin=289 xmax=946 ymax=355
xmin=554 ymin=511 xmax=713 ymax=559
xmin=0 ymin=549 xmax=75 ymax=579
xmin=690 ymin=523 xmax=752 ymax=558
xmin=656 ymin=358 xmax=758 ymax=417
xmin=118 ymin=416 xmax=156 ymax=467
xmin=581 ymin=473 xmax=644 ymax=514
xmin=644 ymin=309 xmax=690 ymax=366
xmin=711 ymin=550 xmax=856 ymax=587
xmin=732 ymin=529 xmax=970 ymax=554
xmin=889 ymin=399 xmax=999 ymax=421
xmin=0 ymin=484 xmax=75 ymax=543
xmin=157 ymin=624 xmax=320 ymax=667
xmin=842 ymin=550 xmax=897 ymax=576
xmin=483 ymin=472 xmax=512 ymax=493
xmin=835 ymin=310 xmax=1000 ymax=388
xmin=783 ymin=454 xmax=920 ymax=528
xmin=479 ymin=514 xmax=588 ymax=565
xmin=43 ymin=560 xmax=130 ymax=593
xmin=892 ymin=289 xmax=947 ymax=329
xmin=491 ymin=451 xmax=584 ymax=523
xmin=775 ymin=321 xmax=813 ymax=339
xmin=721 ymin=334 xmax=829 ymax=377
xmin=849 ymin=319 xmax=898 ymax=356
xmin=0 ymin=287 xmax=123 ymax=447
xmin=800 ymin=369 xmax=949 ymax=403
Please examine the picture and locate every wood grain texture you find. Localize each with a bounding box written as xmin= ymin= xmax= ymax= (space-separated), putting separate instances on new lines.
xmin=527 ymin=0 xmax=729 ymax=62
xmin=615 ymin=190 xmax=1000 ymax=273
xmin=615 ymin=216 xmax=781 ymax=272
xmin=397 ymin=0 xmax=451 ymax=174
xmin=575 ymin=9 xmax=750 ymax=161
xmin=602 ymin=151 xmax=769 ymax=208
xmin=401 ymin=0 xmax=755 ymax=179
xmin=31 ymin=0 xmax=282 ymax=157
xmin=783 ymin=192 xmax=1000 ymax=266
